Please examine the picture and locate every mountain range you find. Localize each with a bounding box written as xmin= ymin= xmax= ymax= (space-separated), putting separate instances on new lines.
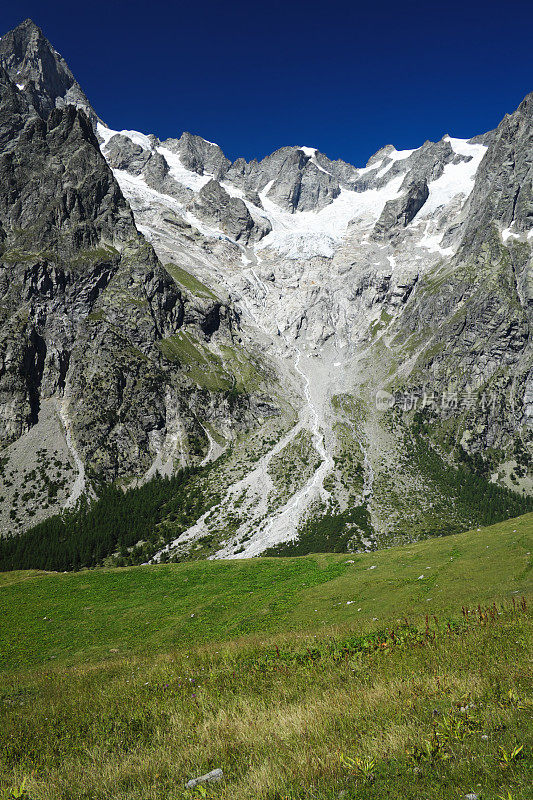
xmin=0 ymin=18 xmax=531 ymax=563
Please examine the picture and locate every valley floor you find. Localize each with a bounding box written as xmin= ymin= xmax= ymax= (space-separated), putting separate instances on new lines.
xmin=0 ymin=515 xmax=531 ymax=799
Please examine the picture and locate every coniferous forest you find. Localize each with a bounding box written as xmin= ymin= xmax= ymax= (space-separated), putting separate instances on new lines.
xmin=0 ymin=469 xmax=205 ymax=572
xmin=1 ymin=446 xmax=531 ymax=570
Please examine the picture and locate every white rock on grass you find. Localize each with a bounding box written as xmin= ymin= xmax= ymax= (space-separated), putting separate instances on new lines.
xmin=185 ymin=768 xmax=223 ymax=789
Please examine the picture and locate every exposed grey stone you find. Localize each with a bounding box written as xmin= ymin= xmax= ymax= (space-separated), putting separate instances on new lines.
xmin=460 ymin=92 xmax=532 ymax=247
xmin=103 ymin=134 xmax=151 ymax=174
xmin=185 ymin=768 xmax=223 ymax=789
xmin=372 ymin=179 xmax=429 ymax=239
xmin=162 ymin=131 xmax=230 ymax=179
xmin=225 ymin=146 xmax=343 ymax=212
xmin=315 ymin=152 xmax=359 ymax=188
xmin=0 ymin=19 xmax=99 ymax=124
xmin=188 ymin=179 xmax=271 ymax=243
xmin=367 ymin=144 xmax=396 ymax=166
xmin=469 ymin=129 xmax=497 ymax=147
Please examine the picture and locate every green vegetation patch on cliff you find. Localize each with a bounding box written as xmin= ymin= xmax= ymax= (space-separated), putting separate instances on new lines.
xmin=158 ymin=331 xmax=233 ymax=390
xmin=158 ymin=331 xmax=262 ymax=393
xmin=69 ymin=244 xmax=121 ymax=269
xmin=165 ymin=262 xmax=217 ymax=299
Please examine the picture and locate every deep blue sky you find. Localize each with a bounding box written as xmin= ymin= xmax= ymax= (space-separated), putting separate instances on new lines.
xmin=1 ymin=0 xmax=531 ymax=165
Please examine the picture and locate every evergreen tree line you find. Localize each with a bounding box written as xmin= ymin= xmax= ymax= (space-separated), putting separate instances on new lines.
xmin=0 ymin=469 xmax=200 ymax=572
xmin=268 ymin=425 xmax=533 ymax=557
xmin=412 ymin=427 xmax=533 ymax=527
xmin=265 ymin=504 xmax=373 ymax=557
xmin=1 ymin=424 xmax=530 ymax=570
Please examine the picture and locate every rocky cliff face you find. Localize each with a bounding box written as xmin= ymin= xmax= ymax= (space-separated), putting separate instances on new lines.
xmin=0 ymin=19 xmax=98 ymax=123
xmin=384 ymin=92 xmax=532 ymax=467
xmin=0 ymin=18 xmax=531 ymax=555
xmin=0 ymin=23 xmax=286 ymax=537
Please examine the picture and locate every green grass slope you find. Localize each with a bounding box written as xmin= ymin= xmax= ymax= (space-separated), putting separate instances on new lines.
xmin=0 ymin=514 xmax=531 ymax=800
xmin=1 ymin=513 xmax=532 ymax=670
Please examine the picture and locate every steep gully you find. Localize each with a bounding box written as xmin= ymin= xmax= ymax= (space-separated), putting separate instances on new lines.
xmin=151 ymin=232 xmax=382 ymax=559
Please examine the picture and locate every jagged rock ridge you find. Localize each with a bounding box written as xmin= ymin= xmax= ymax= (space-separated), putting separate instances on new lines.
xmin=0 ymin=18 xmax=98 ymax=123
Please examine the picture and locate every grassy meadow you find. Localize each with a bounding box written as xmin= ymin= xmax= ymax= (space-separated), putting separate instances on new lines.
xmin=0 ymin=514 xmax=532 ymax=799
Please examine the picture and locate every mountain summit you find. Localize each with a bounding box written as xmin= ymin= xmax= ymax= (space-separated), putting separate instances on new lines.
xmin=0 ymin=18 xmax=531 ymax=562
xmin=0 ymin=18 xmax=98 ymax=122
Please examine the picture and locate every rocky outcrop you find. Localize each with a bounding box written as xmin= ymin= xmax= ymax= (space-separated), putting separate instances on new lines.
xmin=460 ymin=92 xmax=532 ymax=251
xmin=389 ymin=94 xmax=533 ymax=454
xmin=0 ymin=66 xmax=164 ymax=450
xmin=225 ymin=146 xmax=342 ymax=212
xmin=0 ymin=19 xmax=98 ymax=123
xmin=103 ymin=134 xmax=152 ymax=174
xmin=162 ymin=132 xmax=231 ymax=178
xmin=262 ymin=148 xmax=341 ymax=212
xmin=372 ymin=178 xmax=429 ymax=239
xmin=188 ymin=179 xmax=271 ymax=243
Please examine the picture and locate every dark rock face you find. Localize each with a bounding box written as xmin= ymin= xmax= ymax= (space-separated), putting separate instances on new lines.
xmin=393 ymin=94 xmax=533 ymax=451
xmin=0 ymin=63 xmax=166 ymax=450
xmin=0 ymin=64 xmax=37 ymax=147
xmin=461 ymin=92 xmax=533 ymax=249
xmin=0 ymin=51 xmax=258 ymax=498
xmin=0 ymin=19 xmax=98 ymax=123
xmin=0 ymin=100 xmax=134 ymax=252
xmin=188 ymin=179 xmax=271 ymax=243
xmin=372 ymin=179 xmax=429 ymax=239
